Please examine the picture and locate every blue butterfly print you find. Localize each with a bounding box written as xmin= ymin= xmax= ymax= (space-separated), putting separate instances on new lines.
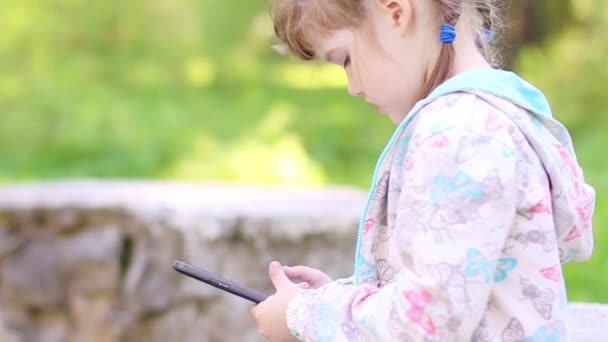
xmin=431 ymin=171 xmax=482 ymax=202
xmin=465 ymin=248 xmax=518 ymax=283
xmin=523 ymin=326 xmax=561 ymax=342
xmin=356 ymin=250 xmax=377 ymax=278
xmin=359 ymin=260 xmax=376 ymax=277
xmin=395 ymin=134 xmax=412 ymax=169
xmin=359 ymin=314 xmax=379 ymax=339
xmin=430 ymin=122 xmax=453 ymax=133
xmin=502 ymin=145 xmax=516 ymax=158
xmin=316 ymin=302 xmax=337 ymax=342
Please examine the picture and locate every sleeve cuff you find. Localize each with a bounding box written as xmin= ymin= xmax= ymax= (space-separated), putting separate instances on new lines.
xmin=286 ymin=290 xmax=308 ymax=342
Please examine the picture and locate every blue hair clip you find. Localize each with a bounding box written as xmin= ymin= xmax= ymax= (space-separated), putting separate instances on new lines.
xmin=484 ymin=28 xmax=494 ymax=42
xmin=440 ymin=23 xmax=456 ymax=43
xmin=475 ymin=28 xmax=495 ymax=45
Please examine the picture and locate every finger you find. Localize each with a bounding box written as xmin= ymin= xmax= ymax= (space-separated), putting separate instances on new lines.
xmin=283 ymin=265 xmax=309 ymax=279
xmin=269 ymin=261 xmax=292 ymax=289
xmin=297 ymin=282 xmax=310 ymax=289
xmin=283 ymin=265 xmax=320 ymax=284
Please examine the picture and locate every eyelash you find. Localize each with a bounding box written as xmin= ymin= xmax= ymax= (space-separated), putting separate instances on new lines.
xmin=343 ymin=55 xmax=351 ymax=68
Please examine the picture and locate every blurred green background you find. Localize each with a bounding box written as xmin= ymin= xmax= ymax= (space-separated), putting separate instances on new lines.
xmin=0 ymin=1 xmax=605 ymax=302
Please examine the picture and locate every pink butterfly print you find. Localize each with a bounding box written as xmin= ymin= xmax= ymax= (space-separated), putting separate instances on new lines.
xmin=484 ymin=111 xmax=505 ymax=132
xmin=353 ymin=286 xmax=378 ymax=311
xmin=565 ymin=225 xmax=581 ymax=242
xmin=529 ymin=191 xmax=553 ymax=215
xmin=428 ymin=133 xmax=450 ymax=148
xmin=364 ymin=218 xmax=376 ymax=234
xmin=404 ymin=135 xmax=447 ymax=172
xmin=556 ymin=144 xmax=580 ymax=177
xmin=405 ymin=157 xmax=415 ymax=171
xmin=540 ymin=265 xmax=562 ymax=282
xmin=570 ymin=181 xmax=594 ymax=230
xmin=417 ymin=132 xmax=450 ymax=149
xmin=404 ymin=290 xmax=436 ymax=335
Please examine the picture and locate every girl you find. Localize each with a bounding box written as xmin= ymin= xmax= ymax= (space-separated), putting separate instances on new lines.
xmin=251 ymin=0 xmax=595 ymax=340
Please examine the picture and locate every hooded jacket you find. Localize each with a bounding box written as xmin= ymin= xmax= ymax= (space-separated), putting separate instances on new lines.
xmin=286 ymin=69 xmax=595 ymax=342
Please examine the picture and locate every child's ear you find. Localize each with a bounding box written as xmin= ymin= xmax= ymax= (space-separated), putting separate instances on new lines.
xmin=375 ymin=0 xmax=413 ymax=34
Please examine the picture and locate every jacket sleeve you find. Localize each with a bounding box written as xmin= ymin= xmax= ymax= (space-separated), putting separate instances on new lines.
xmin=286 ymin=122 xmax=519 ymax=341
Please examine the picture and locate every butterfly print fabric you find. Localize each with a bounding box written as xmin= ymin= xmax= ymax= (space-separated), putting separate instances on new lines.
xmin=285 ymin=71 xmax=594 ymax=341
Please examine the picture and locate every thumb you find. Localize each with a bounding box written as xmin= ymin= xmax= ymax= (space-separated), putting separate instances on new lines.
xmin=268 ymin=261 xmax=292 ymax=289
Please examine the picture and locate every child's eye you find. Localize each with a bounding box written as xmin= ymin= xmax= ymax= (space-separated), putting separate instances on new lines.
xmin=343 ymin=55 xmax=351 ymax=68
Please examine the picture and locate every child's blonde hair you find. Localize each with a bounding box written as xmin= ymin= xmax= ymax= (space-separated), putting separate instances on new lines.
xmin=270 ymin=0 xmax=503 ymax=98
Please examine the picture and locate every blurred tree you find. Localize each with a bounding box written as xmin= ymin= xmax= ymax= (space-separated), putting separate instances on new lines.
xmin=504 ymin=0 xmax=575 ymax=67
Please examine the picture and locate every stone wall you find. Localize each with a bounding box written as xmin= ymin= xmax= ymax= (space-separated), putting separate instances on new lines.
xmin=0 ymin=180 xmax=606 ymax=341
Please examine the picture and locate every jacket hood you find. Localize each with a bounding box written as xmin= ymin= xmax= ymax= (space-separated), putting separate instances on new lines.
xmin=427 ymin=69 xmax=595 ymax=263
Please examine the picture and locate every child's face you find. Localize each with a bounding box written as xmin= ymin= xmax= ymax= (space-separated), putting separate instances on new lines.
xmin=312 ymin=1 xmax=431 ymax=124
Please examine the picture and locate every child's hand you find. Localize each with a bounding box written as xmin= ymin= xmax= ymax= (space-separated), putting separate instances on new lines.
xmin=251 ymin=261 xmax=299 ymax=342
xmin=283 ymin=265 xmax=333 ymax=289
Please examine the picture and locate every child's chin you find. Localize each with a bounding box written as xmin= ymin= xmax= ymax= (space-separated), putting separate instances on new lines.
xmin=375 ymin=106 xmax=387 ymax=115
xmin=386 ymin=112 xmax=407 ymax=124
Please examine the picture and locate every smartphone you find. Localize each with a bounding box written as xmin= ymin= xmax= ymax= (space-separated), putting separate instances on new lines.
xmin=173 ymin=260 xmax=269 ymax=304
